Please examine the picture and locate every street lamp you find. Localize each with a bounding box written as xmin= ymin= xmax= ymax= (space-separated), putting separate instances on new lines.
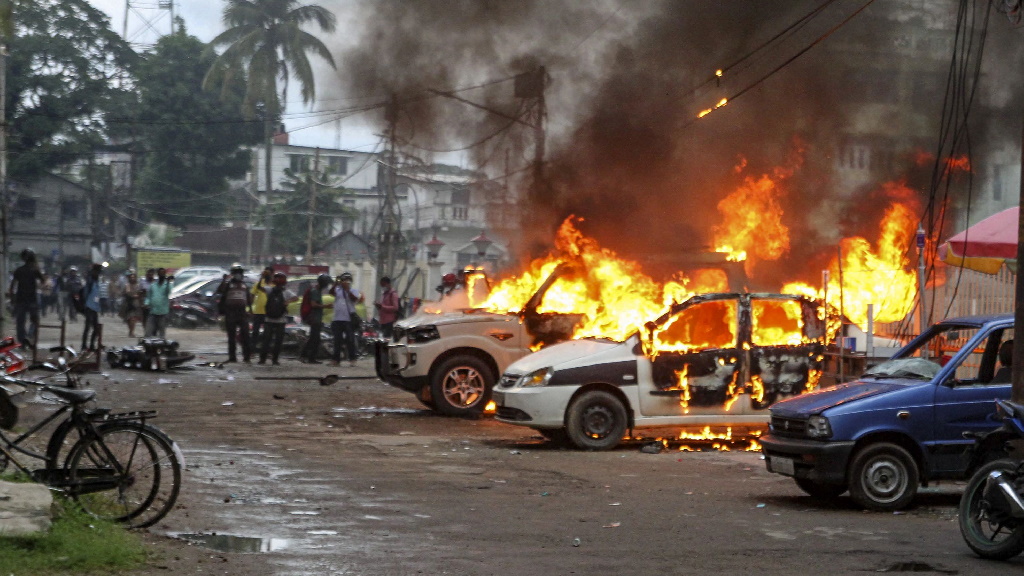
xmin=471 ymin=230 xmax=492 ymax=262
xmin=425 ymin=234 xmax=445 ymax=262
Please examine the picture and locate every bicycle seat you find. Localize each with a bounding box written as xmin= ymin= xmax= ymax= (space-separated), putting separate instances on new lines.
xmin=43 ymin=386 xmax=95 ymax=404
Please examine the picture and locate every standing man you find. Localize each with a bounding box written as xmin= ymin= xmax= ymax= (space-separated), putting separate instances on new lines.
xmin=8 ymin=248 xmax=43 ymax=348
xmin=216 ymin=264 xmax=252 ymax=363
xmin=81 ymin=264 xmax=103 ymax=351
xmin=144 ymin=268 xmax=173 ymax=338
xmin=258 ymin=271 xmax=296 ymax=365
xmin=139 ymin=269 xmax=155 ymax=330
xmin=300 ymin=274 xmax=332 ymax=364
xmin=63 ymin=266 xmax=83 ymax=323
xmin=330 ymin=272 xmax=363 ymax=367
xmin=374 ymin=276 xmax=400 ymax=339
xmin=249 ymin=266 xmax=273 ymax=354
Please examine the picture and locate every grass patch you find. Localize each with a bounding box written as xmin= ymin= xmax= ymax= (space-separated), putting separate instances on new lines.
xmin=0 ymin=499 xmax=146 ymax=575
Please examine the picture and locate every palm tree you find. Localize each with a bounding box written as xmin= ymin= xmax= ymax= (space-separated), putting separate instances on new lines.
xmin=203 ymin=0 xmax=337 ymax=256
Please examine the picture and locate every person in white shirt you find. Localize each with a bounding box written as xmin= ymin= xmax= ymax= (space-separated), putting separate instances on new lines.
xmin=329 ymin=272 xmax=363 ymax=366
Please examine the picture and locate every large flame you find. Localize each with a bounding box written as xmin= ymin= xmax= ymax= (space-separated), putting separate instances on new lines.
xmin=713 ymin=151 xmax=802 ymax=268
xmin=482 ymin=217 xmax=727 ymax=342
xmin=783 ymin=186 xmax=919 ymax=329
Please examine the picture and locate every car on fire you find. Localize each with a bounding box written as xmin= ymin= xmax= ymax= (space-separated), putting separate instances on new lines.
xmin=759 ymin=313 xmax=1014 ymax=511
xmin=375 ymin=264 xmax=585 ymax=417
xmin=493 ymin=292 xmax=827 ymax=450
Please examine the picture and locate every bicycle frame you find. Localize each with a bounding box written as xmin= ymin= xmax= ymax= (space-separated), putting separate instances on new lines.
xmin=0 ymin=403 xmax=74 ymax=476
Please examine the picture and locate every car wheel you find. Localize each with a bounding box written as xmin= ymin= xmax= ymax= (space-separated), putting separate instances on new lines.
xmin=565 ymin=390 xmax=628 ymax=451
xmin=429 ymin=356 xmax=493 ymax=417
xmin=848 ymin=442 xmax=919 ymax=511
xmin=794 ymin=477 xmax=847 ymax=500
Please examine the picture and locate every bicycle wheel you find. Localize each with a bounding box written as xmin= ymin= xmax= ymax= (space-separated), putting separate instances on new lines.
xmin=67 ymin=423 xmax=181 ymax=528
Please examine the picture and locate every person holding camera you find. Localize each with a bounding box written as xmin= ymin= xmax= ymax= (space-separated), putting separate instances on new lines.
xmin=329 ymin=272 xmax=363 ymax=367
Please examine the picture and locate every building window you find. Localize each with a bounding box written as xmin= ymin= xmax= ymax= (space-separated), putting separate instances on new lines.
xmin=452 ymin=206 xmax=468 ymax=220
xmin=13 ymin=197 xmax=36 ymax=219
xmin=289 ymin=154 xmax=312 ymax=173
xmin=327 ymin=156 xmax=348 ymax=175
xmin=451 ymin=188 xmax=469 ymax=205
xmin=61 ymin=199 xmax=84 ymax=220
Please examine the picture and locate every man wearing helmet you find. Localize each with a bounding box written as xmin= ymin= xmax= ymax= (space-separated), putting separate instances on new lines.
xmin=216 ymin=265 xmax=253 ymax=363
xmin=8 ymin=248 xmax=43 ymax=348
xmin=258 ymin=271 xmax=296 ymax=365
xmin=300 ymin=273 xmax=332 ymax=364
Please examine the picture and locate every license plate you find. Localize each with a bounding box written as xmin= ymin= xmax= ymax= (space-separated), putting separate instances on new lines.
xmin=770 ymin=456 xmax=795 ymax=476
xmin=492 ymin=391 xmax=505 ymax=405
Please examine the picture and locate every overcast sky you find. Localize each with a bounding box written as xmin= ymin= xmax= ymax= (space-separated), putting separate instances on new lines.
xmin=88 ymin=0 xmax=383 ymax=154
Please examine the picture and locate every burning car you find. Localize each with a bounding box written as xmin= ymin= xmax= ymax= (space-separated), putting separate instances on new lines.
xmin=374 ymin=263 xmax=585 ymax=417
xmin=493 ymin=292 xmax=826 ymax=450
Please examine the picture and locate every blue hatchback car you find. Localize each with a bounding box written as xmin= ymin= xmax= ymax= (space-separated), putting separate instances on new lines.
xmin=760 ymin=314 xmax=1014 ymax=511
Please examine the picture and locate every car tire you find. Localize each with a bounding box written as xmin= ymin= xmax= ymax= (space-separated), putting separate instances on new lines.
xmin=429 ymin=356 xmax=493 ymax=417
xmin=848 ymin=442 xmax=919 ymax=511
xmin=794 ymin=477 xmax=847 ymax=500
xmin=565 ymin=390 xmax=628 ymax=451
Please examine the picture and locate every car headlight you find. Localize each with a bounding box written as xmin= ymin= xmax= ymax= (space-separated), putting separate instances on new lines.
xmin=806 ymin=415 xmax=832 ymax=439
xmin=406 ymin=326 xmax=440 ymax=343
xmin=517 ymin=367 xmax=553 ymax=388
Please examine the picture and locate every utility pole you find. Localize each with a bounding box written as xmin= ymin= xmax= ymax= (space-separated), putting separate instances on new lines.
xmin=374 ymin=95 xmax=401 ymax=289
xmin=0 ymin=40 xmax=7 ymax=335
xmin=514 ymin=66 xmax=547 ymax=205
xmin=305 ymin=148 xmax=320 ymax=260
xmin=1013 ymin=113 xmax=1024 ymax=403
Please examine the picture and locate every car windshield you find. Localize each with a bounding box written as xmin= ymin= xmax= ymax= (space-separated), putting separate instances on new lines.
xmin=863 ymin=323 xmax=982 ymax=380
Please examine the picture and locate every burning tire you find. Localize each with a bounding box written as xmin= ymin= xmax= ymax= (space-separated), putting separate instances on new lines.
xmin=429 ymin=356 xmax=493 ymax=417
xmin=848 ymin=442 xmax=919 ymax=511
xmin=565 ymin=390 xmax=627 ymax=451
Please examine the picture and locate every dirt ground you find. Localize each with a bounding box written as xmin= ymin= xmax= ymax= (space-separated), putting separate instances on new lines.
xmin=13 ymin=318 xmax=1024 ymax=575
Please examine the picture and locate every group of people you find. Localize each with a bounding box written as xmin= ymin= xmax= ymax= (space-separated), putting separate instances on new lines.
xmin=8 ymin=251 xmax=404 ymax=366
xmin=217 ymin=265 xmax=401 ymax=367
xmin=6 ymin=248 xmax=176 ymax=350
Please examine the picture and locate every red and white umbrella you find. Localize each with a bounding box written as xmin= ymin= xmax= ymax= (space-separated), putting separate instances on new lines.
xmin=939 ymin=206 xmax=1019 ymax=274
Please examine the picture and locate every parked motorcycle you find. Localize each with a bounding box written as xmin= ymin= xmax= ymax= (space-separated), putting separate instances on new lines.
xmin=959 ymin=399 xmax=1024 ymax=560
xmin=169 ymin=298 xmax=218 ymax=329
xmin=283 ymin=319 xmax=380 ymax=360
xmin=0 ymin=336 xmax=28 ymax=375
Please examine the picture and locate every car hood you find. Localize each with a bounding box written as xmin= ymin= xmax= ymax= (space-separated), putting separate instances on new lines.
xmin=398 ymin=309 xmax=515 ymax=329
xmin=769 ymin=379 xmax=911 ymax=417
xmin=506 ymin=338 xmax=624 ymax=374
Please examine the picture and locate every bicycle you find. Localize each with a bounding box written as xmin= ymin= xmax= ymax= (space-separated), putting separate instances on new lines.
xmin=0 ymin=358 xmax=182 ymax=528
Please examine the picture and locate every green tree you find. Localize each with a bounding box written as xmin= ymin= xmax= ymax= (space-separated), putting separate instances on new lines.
xmin=269 ymin=167 xmax=354 ymax=255
xmin=6 ymin=0 xmax=137 ymax=181
xmin=134 ymin=22 xmax=264 ymax=227
xmin=203 ymin=0 xmax=337 ymax=252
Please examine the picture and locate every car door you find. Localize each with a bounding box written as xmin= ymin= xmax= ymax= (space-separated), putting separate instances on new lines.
xmin=747 ymin=296 xmax=825 ymax=410
xmin=639 ymin=296 xmax=743 ymax=417
xmin=930 ymin=324 xmax=1013 ymax=475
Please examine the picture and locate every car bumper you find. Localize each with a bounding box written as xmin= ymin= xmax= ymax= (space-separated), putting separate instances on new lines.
xmin=759 ymin=432 xmax=856 ymax=485
xmin=373 ymin=340 xmax=429 ymax=393
xmin=493 ymin=385 xmax=578 ymax=428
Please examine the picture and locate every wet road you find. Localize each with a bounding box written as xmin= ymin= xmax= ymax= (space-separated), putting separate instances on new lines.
xmin=21 ymin=320 xmax=1024 ymax=575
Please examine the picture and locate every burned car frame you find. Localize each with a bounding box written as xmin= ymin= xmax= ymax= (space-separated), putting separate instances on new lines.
xmin=493 ymin=293 xmax=826 ymax=450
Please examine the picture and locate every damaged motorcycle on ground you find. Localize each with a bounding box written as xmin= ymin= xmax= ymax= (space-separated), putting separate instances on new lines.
xmin=958 ymin=399 xmax=1024 ymax=560
xmin=107 ymin=338 xmax=195 ymax=371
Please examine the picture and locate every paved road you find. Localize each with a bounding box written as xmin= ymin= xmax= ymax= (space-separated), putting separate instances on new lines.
xmin=17 ymin=319 xmax=1024 ymax=575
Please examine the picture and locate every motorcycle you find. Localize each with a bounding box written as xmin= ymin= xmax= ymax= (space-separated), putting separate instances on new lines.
xmin=959 ymin=399 xmax=1024 ymax=560
xmin=169 ymin=298 xmax=218 ymax=329
xmin=283 ymin=319 xmax=380 ymax=360
xmin=0 ymin=336 xmax=28 ymax=375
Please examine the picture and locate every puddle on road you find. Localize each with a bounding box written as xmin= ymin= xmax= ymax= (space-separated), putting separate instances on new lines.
xmin=330 ymin=406 xmax=422 ymax=416
xmin=172 ymin=533 xmax=292 ymax=553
